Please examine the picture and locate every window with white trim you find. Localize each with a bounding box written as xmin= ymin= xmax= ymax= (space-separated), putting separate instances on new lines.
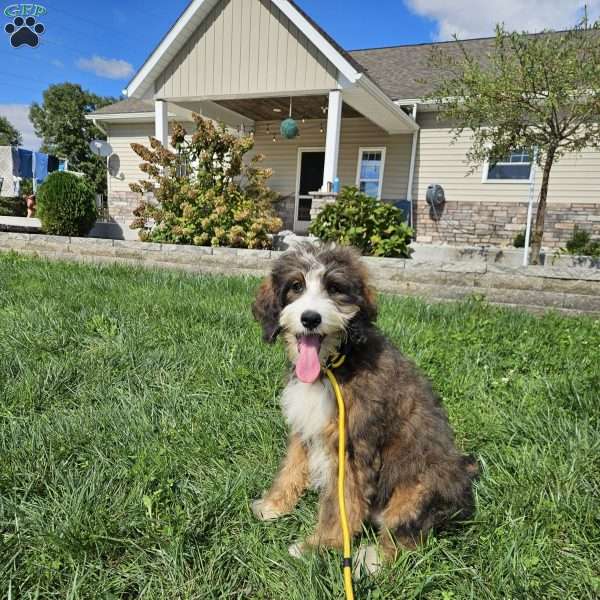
xmin=356 ymin=148 xmax=386 ymax=199
xmin=484 ymin=149 xmax=533 ymax=181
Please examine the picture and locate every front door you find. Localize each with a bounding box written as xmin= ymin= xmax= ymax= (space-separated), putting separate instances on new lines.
xmin=295 ymin=149 xmax=325 ymax=233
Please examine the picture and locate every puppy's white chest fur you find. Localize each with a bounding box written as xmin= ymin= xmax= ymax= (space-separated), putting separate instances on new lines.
xmin=281 ymin=378 xmax=334 ymax=489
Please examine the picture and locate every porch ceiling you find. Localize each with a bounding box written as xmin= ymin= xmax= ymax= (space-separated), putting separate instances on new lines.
xmin=215 ymin=95 xmax=362 ymax=122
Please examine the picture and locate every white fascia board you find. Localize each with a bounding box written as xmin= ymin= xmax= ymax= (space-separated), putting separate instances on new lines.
xmin=125 ymin=0 xmax=219 ymax=98
xmin=270 ymin=0 xmax=360 ymax=83
xmin=86 ymin=112 xmax=159 ymax=122
xmin=350 ymin=76 xmax=419 ymax=134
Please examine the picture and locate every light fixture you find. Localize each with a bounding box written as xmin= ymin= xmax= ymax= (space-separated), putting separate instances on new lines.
xmin=280 ymin=97 xmax=300 ymax=140
xmin=320 ymin=120 xmax=324 ymax=134
xmin=273 ymin=107 xmax=282 ymax=113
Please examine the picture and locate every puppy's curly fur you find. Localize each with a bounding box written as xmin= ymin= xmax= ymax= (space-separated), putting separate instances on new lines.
xmin=252 ymin=243 xmax=478 ymax=563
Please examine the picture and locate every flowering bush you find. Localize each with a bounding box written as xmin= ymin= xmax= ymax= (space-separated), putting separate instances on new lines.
xmin=129 ymin=115 xmax=282 ymax=249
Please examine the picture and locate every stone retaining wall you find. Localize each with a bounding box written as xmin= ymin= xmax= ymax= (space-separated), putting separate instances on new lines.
xmin=413 ymin=200 xmax=600 ymax=248
xmin=1 ymin=232 xmax=598 ymax=315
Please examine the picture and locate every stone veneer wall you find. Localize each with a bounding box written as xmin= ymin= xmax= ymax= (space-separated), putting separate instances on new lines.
xmin=109 ymin=192 xmax=298 ymax=232
xmin=108 ymin=192 xmax=143 ymax=219
xmin=112 ymin=189 xmax=600 ymax=249
xmin=413 ymin=201 xmax=600 ymax=248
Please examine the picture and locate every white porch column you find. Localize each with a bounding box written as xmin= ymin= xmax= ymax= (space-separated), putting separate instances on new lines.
xmin=155 ymin=100 xmax=169 ymax=147
xmin=322 ymin=89 xmax=343 ymax=191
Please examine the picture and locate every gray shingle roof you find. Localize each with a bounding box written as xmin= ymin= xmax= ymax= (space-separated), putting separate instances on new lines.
xmin=93 ymin=99 xmax=154 ymax=115
xmin=349 ymin=37 xmax=497 ymax=101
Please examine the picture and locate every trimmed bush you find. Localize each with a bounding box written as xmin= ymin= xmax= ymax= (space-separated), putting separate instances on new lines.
xmin=309 ymin=187 xmax=414 ymax=258
xmin=37 ymin=172 xmax=97 ymax=236
xmin=563 ymin=226 xmax=600 ymax=258
xmin=0 ymin=196 xmax=26 ymax=217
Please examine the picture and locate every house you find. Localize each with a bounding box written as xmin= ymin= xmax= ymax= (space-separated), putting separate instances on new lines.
xmin=89 ymin=0 xmax=600 ymax=248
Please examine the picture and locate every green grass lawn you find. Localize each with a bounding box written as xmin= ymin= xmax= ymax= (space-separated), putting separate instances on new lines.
xmin=1 ymin=253 xmax=599 ymax=600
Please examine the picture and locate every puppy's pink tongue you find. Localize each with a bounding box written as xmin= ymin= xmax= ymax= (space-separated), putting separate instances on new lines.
xmin=296 ymin=336 xmax=322 ymax=383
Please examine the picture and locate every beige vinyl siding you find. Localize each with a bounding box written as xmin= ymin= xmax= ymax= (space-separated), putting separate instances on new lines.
xmin=155 ymin=0 xmax=338 ymax=99
xmin=252 ymin=118 xmax=412 ymax=199
xmin=106 ymin=122 xmax=155 ymax=193
xmin=107 ymin=118 xmax=412 ymax=199
xmin=413 ymin=113 xmax=600 ymax=205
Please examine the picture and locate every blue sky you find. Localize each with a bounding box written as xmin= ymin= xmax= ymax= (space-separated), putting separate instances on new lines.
xmin=1 ymin=0 xmax=597 ymax=149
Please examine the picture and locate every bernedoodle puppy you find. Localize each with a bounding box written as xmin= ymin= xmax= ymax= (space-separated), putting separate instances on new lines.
xmin=251 ymin=242 xmax=478 ymax=575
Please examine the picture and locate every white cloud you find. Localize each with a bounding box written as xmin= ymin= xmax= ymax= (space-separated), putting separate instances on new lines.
xmin=405 ymin=0 xmax=600 ymax=40
xmin=76 ymin=55 xmax=134 ymax=80
xmin=51 ymin=59 xmax=64 ymax=68
xmin=0 ymin=104 xmax=41 ymax=150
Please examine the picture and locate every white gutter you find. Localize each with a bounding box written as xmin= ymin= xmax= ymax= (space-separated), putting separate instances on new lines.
xmin=406 ymin=103 xmax=419 ymax=206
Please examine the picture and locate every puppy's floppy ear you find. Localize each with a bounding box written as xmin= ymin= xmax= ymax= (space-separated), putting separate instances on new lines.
xmin=252 ymin=277 xmax=282 ymax=343
xmin=362 ymin=284 xmax=378 ymax=322
xmin=347 ymin=279 xmax=378 ymax=345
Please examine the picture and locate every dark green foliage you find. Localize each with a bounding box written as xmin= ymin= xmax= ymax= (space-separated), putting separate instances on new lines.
xmin=309 ymin=187 xmax=413 ymax=257
xmin=19 ymin=178 xmax=33 ymax=198
xmin=0 ymin=196 xmax=25 ymax=217
xmin=0 ymin=115 xmax=21 ymax=146
xmin=36 ymin=172 xmax=97 ymax=236
xmin=564 ymin=226 xmax=600 ymax=257
xmin=513 ymin=230 xmax=528 ymax=248
xmin=0 ymin=255 xmax=598 ymax=598
xmin=29 ymin=83 xmax=117 ymax=194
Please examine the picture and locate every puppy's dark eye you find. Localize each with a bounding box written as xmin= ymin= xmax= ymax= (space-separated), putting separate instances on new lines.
xmin=327 ymin=282 xmax=342 ymax=295
xmin=291 ymin=281 xmax=304 ymax=293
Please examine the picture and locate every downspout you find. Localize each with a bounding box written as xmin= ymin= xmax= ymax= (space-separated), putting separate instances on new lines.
xmin=90 ymin=117 xmax=108 ymax=136
xmin=90 ymin=117 xmax=110 ymax=200
xmin=406 ymin=103 xmax=419 ymax=225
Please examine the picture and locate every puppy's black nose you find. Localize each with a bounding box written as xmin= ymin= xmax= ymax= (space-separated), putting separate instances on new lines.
xmin=301 ymin=310 xmax=322 ymax=330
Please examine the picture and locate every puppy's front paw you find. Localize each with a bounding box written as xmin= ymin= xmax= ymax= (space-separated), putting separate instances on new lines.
xmin=288 ymin=541 xmax=307 ymax=558
xmin=251 ymin=498 xmax=284 ymax=522
xmin=353 ymin=545 xmax=382 ymax=580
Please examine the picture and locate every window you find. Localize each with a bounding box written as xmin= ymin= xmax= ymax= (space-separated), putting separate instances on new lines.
xmin=484 ymin=149 xmax=533 ymax=182
xmin=356 ymin=148 xmax=386 ymax=199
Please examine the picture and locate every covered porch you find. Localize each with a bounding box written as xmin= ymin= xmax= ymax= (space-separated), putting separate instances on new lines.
xmin=154 ymin=90 xmax=418 ymax=232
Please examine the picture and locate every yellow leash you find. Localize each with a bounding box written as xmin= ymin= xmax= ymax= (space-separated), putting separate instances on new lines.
xmin=324 ymin=353 xmax=355 ymax=600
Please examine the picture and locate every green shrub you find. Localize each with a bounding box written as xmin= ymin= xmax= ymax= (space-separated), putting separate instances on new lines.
xmin=0 ymin=196 xmax=26 ymax=217
xmin=309 ymin=187 xmax=413 ymax=258
xmin=563 ymin=226 xmax=600 ymax=258
xmin=513 ymin=229 xmax=528 ymax=248
xmin=37 ymin=172 xmax=97 ymax=236
xmin=129 ymin=115 xmax=282 ymax=249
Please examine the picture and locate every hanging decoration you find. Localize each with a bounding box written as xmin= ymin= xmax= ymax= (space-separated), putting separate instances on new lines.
xmin=280 ymin=97 xmax=299 ymax=140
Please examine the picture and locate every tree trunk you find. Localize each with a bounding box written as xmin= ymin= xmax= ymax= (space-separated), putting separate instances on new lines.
xmin=530 ymin=147 xmax=557 ymax=265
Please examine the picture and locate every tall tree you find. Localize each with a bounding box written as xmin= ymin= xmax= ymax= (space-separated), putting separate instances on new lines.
xmin=0 ymin=116 xmax=22 ymax=146
xmin=29 ymin=83 xmax=117 ymax=194
xmin=427 ymin=19 xmax=600 ymax=264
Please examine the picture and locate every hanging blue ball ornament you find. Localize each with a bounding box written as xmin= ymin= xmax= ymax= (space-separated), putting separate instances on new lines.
xmin=280 ymin=118 xmax=299 ymax=139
